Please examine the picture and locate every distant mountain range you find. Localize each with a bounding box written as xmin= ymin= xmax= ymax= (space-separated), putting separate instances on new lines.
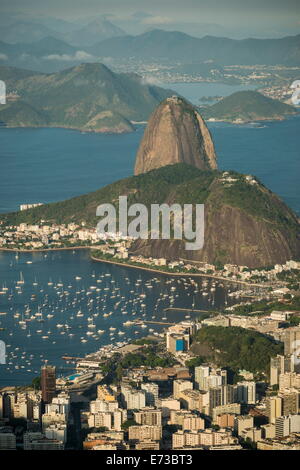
xmin=0 ymin=18 xmax=126 ymax=46
xmin=0 ymin=63 xmax=297 ymax=133
xmin=0 ymin=21 xmax=57 ymax=44
xmin=202 ymin=91 xmax=298 ymax=122
xmin=0 ymin=63 xmax=174 ymax=133
xmin=59 ymin=19 xmax=126 ymax=47
xmin=2 ymin=96 xmax=299 ymax=268
xmin=0 ymin=30 xmax=299 ymax=73
xmin=0 ymin=37 xmax=81 ymax=72
xmin=1 ymin=12 xmax=298 ymax=42
xmin=89 ymin=30 xmax=300 ymax=65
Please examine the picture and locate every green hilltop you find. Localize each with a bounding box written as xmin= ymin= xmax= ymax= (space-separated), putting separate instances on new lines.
xmin=191 ymin=325 xmax=283 ymax=375
xmin=1 ymin=163 xmax=299 ymax=268
xmin=0 ymin=100 xmax=49 ymax=127
xmin=0 ymin=164 xmax=215 ymax=226
xmin=0 ymin=63 xmax=174 ymax=133
xmin=202 ymin=90 xmax=297 ymax=122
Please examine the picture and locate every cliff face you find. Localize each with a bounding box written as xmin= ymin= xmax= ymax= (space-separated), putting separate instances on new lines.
xmin=134 ymin=96 xmax=217 ymax=175
xmin=2 ymin=164 xmax=299 ymax=268
xmin=130 ymin=201 xmax=300 ymax=269
xmin=128 ymin=171 xmax=300 ymax=269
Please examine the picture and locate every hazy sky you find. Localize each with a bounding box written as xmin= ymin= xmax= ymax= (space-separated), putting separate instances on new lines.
xmin=1 ymin=0 xmax=300 ymax=38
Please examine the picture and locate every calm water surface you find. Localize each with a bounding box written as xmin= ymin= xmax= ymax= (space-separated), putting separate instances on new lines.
xmin=0 ymin=82 xmax=299 ymax=385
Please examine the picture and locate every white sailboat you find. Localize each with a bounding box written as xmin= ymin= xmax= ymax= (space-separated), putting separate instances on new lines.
xmin=17 ymin=272 xmax=24 ymax=285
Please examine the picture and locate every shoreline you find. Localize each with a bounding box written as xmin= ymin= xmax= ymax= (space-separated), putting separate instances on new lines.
xmin=90 ymin=255 xmax=272 ymax=288
xmin=0 ymin=246 xmax=273 ymax=288
xmin=1 ymin=114 xmax=296 ymax=135
xmin=206 ymin=113 xmax=298 ymax=124
xmin=0 ymin=246 xmax=93 ymax=253
xmin=0 ymin=124 xmax=133 ymax=135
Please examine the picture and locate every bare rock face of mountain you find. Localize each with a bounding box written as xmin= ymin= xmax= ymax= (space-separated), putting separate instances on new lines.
xmin=127 ymin=167 xmax=300 ymax=268
xmin=134 ymin=96 xmax=217 ymax=175
xmin=131 ymin=199 xmax=300 ymax=269
xmin=3 ymin=163 xmax=299 ymax=269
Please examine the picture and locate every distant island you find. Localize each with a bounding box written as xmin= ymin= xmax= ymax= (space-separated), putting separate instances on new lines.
xmin=202 ymin=90 xmax=298 ymax=123
xmin=0 ymin=63 xmax=174 ymax=133
xmin=1 ymin=97 xmax=299 ymax=269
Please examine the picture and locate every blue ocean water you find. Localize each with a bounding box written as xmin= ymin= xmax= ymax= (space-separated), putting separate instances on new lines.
xmin=167 ymin=81 xmax=258 ymax=104
xmin=0 ymin=127 xmax=141 ymax=213
xmin=0 ymin=116 xmax=299 ymax=215
xmin=0 ymin=82 xmax=299 ymax=385
xmin=212 ymin=117 xmax=300 ymax=215
xmin=0 ymin=250 xmax=235 ymax=386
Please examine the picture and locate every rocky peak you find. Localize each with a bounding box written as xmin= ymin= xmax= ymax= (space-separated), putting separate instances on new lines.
xmin=134 ymin=96 xmax=217 ymax=175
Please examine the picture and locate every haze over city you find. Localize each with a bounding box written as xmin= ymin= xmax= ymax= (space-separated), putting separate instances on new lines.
xmin=1 ymin=0 xmax=300 ymax=38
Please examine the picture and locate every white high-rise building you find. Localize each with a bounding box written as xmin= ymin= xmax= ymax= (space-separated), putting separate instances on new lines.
xmin=46 ymin=392 xmax=70 ymax=416
xmin=195 ymin=365 xmax=210 ymax=390
xmin=275 ymin=414 xmax=300 ymax=438
xmin=90 ymin=399 xmax=118 ymax=413
xmin=141 ymin=383 xmax=159 ymax=406
xmin=44 ymin=424 xmax=67 ymax=444
xmin=173 ymin=380 xmax=193 ymax=399
xmin=121 ymin=385 xmax=146 ymax=410
xmin=195 ymin=366 xmax=227 ymax=391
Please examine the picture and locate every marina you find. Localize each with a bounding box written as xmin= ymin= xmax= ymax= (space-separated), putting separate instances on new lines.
xmin=0 ymin=87 xmax=299 ymax=389
xmin=0 ymin=249 xmax=246 ymax=386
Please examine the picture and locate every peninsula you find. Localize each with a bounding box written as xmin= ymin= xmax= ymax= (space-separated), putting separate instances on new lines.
xmin=0 ymin=63 xmax=174 ymax=133
xmin=202 ymin=90 xmax=297 ymax=123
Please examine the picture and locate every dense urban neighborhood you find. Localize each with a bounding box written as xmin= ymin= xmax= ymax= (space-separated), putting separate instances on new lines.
xmin=1 ymin=311 xmax=300 ymax=450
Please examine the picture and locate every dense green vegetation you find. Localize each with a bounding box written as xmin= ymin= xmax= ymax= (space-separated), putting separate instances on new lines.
xmin=31 ymin=376 xmax=41 ymax=390
xmin=1 ymin=162 xmax=298 ymax=268
xmin=101 ymin=346 xmax=177 ymax=385
xmin=132 ymin=338 xmax=158 ymax=345
xmin=91 ymin=249 xmax=209 ymax=276
xmin=276 ymin=269 xmax=300 ymax=291
xmin=289 ymin=316 xmax=300 ymax=326
xmin=203 ymin=90 xmax=297 ymax=122
xmin=119 ymin=351 xmax=176 ymax=369
xmin=0 ymin=163 xmax=218 ymax=226
xmin=230 ymin=295 xmax=300 ymax=328
xmin=218 ymin=172 xmax=299 ymax=230
xmin=185 ymin=356 xmax=206 ymax=368
xmin=0 ymin=100 xmax=49 ymax=127
xmin=192 ymin=326 xmax=283 ymax=374
xmin=1 ymin=162 xmax=296 ymax=231
xmin=231 ymin=295 xmax=300 ymax=316
xmin=0 ymin=63 xmax=172 ymax=132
